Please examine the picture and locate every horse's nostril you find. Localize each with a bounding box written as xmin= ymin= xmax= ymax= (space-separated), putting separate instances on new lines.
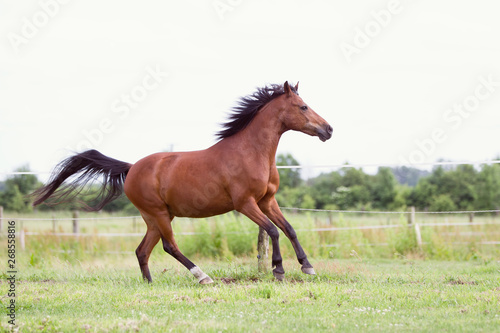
xmin=327 ymin=125 xmax=333 ymax=134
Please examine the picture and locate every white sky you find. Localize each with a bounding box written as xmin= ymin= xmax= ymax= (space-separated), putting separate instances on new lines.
xmin=1 ymin=0 xmax=500 ymax=181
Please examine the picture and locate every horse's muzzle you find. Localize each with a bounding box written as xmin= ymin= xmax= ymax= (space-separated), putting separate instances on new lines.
xmin=317 ymin=124 xmax=333 ymax=142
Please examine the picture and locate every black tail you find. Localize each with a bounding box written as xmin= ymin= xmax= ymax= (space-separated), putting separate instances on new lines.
xmin=31 ymin=150 xmax=132 ymax=211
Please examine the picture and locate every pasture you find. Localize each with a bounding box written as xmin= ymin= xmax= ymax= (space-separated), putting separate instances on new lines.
xmin=3 ymin=257 xmax=500 ymax=332
xmin=2 ymin=211 xmax=500 ymax=332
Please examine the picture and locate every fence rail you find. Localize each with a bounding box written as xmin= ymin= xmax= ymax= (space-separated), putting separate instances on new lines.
xmin=2 ymin=208 xmax=499 ymax=221
xmin=280 ymin=207 xmax=500 ymax=214
xmin=275 ymin=160 xmax=500 ymax=169
xmin=15 ymin=219 xmax=498 ymax=235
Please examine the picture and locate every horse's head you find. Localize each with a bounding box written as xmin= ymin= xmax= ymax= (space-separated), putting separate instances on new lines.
xmin=279 ymin=81 xmax=333 ymax=142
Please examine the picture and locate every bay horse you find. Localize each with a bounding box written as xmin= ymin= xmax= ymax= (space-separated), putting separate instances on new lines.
xmin=32 ymin=81 xmax=333 ymax=284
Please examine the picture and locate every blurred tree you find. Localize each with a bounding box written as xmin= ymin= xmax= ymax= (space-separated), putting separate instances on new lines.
xmin=474 ymin=164 xmax=500 ymax=210
xmin=423 ymin=165 xmax=476 ymax=210
xmin=308 ymin=171 xmax=342 ymax=209
xmin=370 ymin=167 xmax=397 ymax=209
xmin=331 ymin=186 xmax=351 ymax=210
xmin=340 ymin=168 xmax=371 ymax=207
xmin=447 ymin=165 xmax=477 ymax=210
xmin=0 ymin=184 xmax=26 ymax=212
xmin=391 ymin=166 xmax=430 ymax=186
xmin=410 ymin=165 xmax=479 ymax=211
xmin=429 ymin=194 xmax=457 ymax=212
xmin=276 ymin=153 xmax=302 ymax=188
xmin=0 ymin=165 xmax=40 ymax=212
xmin=101 ymin=194 xmax=136 ymax=213
xmin=275 ymin=186 xmax=316 ymax=209
xmin=5 ymin=165 xmax=39 ymax=195
xmin=408 ymin=178 xmax=437 ymax=209
xmin=301 ymin=193 xmax=316 ymax=209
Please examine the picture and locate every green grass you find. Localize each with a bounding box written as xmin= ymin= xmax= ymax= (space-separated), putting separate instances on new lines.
xmin=2 ymin=255 xmax=500 ymax=332
xmin=1 ymin=211 xmax=500 ymax=331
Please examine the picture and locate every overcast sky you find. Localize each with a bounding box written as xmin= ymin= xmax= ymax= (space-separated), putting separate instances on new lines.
xmin=1 ymin=0 xmax=500 ymax=181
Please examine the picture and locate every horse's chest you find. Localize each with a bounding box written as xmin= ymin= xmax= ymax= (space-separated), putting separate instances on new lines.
xmin=247 ymin=167 xmax=278 ymax=197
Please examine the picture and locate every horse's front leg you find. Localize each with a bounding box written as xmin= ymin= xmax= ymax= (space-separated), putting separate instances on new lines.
xmin=236 ymin=199 xmax=286 ymax=280
xmin=259 ymin=198 xmax=315 ymax=275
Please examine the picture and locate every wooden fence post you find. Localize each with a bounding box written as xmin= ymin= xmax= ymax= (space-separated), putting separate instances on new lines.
xmin=408 ymin=206 xmax=415 ymax=225
xmin=257 ymin=227 xmax=269 ymax=273
xmin=52 ymin=214 xmax=57 ymax=233
xmin=414 ymin=223 xmax=422 ymax=249
xmin=72 ymin=211 xmax=79 ymax=234
xmin=20 ymin=229 xmax=25 ymax=250
xmin=469 ymin=212 xmax=474 ymax=223
xmin=408 ymin=206 xmax=422 ymax=249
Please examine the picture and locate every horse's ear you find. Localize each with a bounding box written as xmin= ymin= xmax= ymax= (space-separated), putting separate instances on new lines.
xmin=294 ymin=81 xmax=299 ymax=92
xmin=283 ymin=81 xmax=292 ymax=96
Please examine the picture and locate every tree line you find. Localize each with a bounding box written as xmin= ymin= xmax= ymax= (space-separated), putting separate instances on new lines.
xmin=275 ymin=154 xmax=500 ymax=212
xmin=1 ymin=155 xmax=499 ymax=212
xmin=0 ymin=166 xmax=136 ymax=213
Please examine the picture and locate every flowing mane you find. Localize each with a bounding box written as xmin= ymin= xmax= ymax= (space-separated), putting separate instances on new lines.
xmin=216 ymin=83 xmax=298 ymax=140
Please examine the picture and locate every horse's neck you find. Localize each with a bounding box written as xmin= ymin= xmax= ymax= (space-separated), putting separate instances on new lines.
xmin=218 ymin=103 xmax=285 ymax=165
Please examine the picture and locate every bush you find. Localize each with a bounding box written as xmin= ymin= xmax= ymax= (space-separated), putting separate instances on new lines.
xmin=430 ymin=194 xmax=457 ymax=212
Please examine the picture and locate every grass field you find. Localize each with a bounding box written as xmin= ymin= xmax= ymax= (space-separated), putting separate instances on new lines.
xmin=1 ymin=255 xmax=500 ymax=332
xmin=1 ymin=211 xmax=500 ymax=332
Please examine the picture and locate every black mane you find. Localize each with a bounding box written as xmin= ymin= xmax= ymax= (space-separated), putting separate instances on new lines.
xmin=216 ymin=83 xmax=298 ymax=140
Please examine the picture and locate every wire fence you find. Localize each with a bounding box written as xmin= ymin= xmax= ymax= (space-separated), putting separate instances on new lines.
xmin=280 ymin=207 xmax=500 ymax=214
xmin=2 ymin=159 xmax=500 ymax=252
xmin=275 ymin=159 xmax=500 ymax=169
xmin=2 ymin=159 xmax=500 ymax=176
xmin=2 ymin=208 xmax=500 ymax=221
xmin=2 ymin=207 xmax=500 ymax=252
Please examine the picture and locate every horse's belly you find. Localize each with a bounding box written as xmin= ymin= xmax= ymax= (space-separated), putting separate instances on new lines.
xmin=168 ymin=194 xmax=234 ymax=218
xmin=163 ymin=181 xmax=234 ymax=218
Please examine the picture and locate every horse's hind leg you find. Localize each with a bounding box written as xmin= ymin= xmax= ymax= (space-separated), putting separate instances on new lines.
xmin=150 ymin=212 xmax=214 ymax=284
xmin=160 ymin=236 xmax=214 ymax=284
xmin=136 ymin=227 xmax=161 ymax=283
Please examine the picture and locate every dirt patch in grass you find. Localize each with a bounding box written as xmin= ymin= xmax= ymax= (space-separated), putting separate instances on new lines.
xmin=220 ymin=276 xmax=262 ymax=284
xmin=447 ymin=278 xmax=478 ymax=286
xmin=220 ymin=277 xmax=237 ymax=284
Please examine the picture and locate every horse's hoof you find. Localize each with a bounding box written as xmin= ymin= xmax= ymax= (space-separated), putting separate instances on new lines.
xmin=199 ymin=276 xmax=214 ymax=285
xmin=301 ymin=267 xmax=316 ymax=275
xmin=273 ymin=270 xmax=285 ymax=281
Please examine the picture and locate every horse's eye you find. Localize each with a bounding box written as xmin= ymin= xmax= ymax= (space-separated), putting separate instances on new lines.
xmin=300 ymin=106 xmax=308 ymax=111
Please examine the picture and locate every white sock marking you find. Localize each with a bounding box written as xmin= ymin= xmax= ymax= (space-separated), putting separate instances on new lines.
xmin=190 ymin=266 xmax=209 ymax=282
